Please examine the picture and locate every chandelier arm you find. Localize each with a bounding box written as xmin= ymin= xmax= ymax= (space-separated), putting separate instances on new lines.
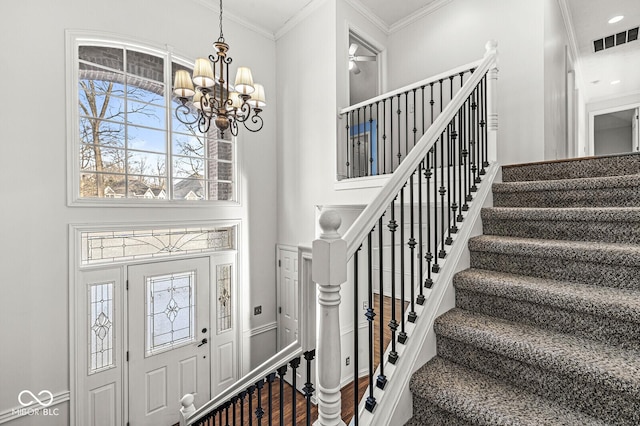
xmin=229 ymin=116 xmax=239 ymax=137
xmin=242 ymin=111 xmax=264 ymax=133
xmin=234 ymin=101 xmax=252 ymax=123
xmin=175 ymin=101 xmax=200 ymax=126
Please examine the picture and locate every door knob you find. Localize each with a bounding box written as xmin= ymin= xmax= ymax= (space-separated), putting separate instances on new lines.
xmin=197 ymin=338 xmax=208 ymax=347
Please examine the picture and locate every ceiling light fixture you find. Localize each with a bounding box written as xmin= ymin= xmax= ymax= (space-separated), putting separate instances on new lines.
xmin=173 ymin=0 xmax=265 ymax=136
xmin=610 ymin=80 xmax=621 ymax=85
xmin=608 ymin=15 xmax=624 ymax=24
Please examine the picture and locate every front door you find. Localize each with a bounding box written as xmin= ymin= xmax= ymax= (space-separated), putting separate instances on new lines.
xmin=128 ymin=258 xmax=211 ymax=425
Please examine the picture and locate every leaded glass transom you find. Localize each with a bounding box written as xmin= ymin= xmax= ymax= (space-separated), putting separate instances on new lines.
xmin=89 ymin=282 xmax=115 ymax=374
xmin=217 ymin=264 xmax=232 ymax=333
xmin=146 ymin=271 xmax=195 ymax=356
xmin=80 ymin=226 xmax=235 ymax=265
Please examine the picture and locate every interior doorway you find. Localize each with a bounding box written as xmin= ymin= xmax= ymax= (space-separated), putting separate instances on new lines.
xmin=348 ymin=31 xmax=380 ymax=106
xmin=593 ymin=107 xmax=640 ymax=155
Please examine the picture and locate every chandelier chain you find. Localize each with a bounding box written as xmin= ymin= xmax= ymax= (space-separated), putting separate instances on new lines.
xmin=218 ymin=0 xmax=225 ymax=42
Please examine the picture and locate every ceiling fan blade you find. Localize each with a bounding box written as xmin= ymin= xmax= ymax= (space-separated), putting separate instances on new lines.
xmin=351 ymin=61 xmax=361 ymax=74
xmin=354 ymin=55 xmax=376 ymax=62
xmin=349 ymin=43 xmax=359 ymax=55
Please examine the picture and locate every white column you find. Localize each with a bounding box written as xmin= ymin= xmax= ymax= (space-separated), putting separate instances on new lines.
xmin=485 ymin=40 xmax=499 ymax=163
xmin=312 ymin=209 xmax=347 ymax=426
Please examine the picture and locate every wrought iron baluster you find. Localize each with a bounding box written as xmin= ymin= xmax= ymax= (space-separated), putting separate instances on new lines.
xmin=255 ymin=380 xmax=264 ymax=426
xmin=377 ymin=217 xmax=387 ymax=389
xmin=397 ymin=93 xmax=402 ymax=168
xmin=382 ymin=99 xmax=387 ymax=174
xmin=388 ymin=199 xmax=399 ymax=360
xmin=289 ymin=357 xmax=300 ymax=426
xmin=357 ymin=107 xmax=362 ymax=177
xmin=390 ymin=96 xmax=394 ymax=173
xmin=239 ymin=391 xmax=247 ymax=426
xmin=424 ymin=152 xmax=434 ymax=286
xmin=462 ymin=93 xmax=471 ymax=212
xmin=303 ymin=350 xmax=315 ymax=426
xmin=353 ymin=246 xmax=361 ymax=426
xmin=471 ymin=86 xmax=479 ymax=191
xmin=375 ymin=101 xmax=380 ymax=176
xmin=417 ymin=159 xmax=425 ymax=305
xmin=457 ymin=75 xmax=466 ymax=222
xmin=277 ymin=365 xmax=287 ymax=426
xmin=398 ymin=188 xmax=407 ymax=346
xmin=481 ymin=75 xmax=489 ymax=172
xmin=432 ymin=141 xmax=440 ymax=273
xmin=247 ymin=385 xmax=255 ymax=426
xmin=365 ymin=230 xmax=377 ymax=411
xmin=266 ymin=373 xmax=275 ymax=426
xmin=369 ymin=104 xmax=374 ymax=176
xmin=408 ymin=170 xmax=417 ymax=322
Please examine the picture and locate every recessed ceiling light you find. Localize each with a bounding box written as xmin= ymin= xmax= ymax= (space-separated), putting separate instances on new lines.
xmin=610 ymin=80 xmax=621 ymax=85
xmin=608 ymin=15 xmax=624 ymax=24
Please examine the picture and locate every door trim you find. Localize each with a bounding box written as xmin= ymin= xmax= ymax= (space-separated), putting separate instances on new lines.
xmin=588 ymin=101 xmax=640 ymax=156
xmin=276 ymin=244 xmax=298 ymax=351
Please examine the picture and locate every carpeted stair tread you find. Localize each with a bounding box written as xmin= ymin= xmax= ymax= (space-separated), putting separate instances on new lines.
xmin=501 ymin=152 xmax=640 ymax=182
xmin=454 ymin=268 xmax=640 ymax=324
xmin=493 ymin=173 xmax=640 ymax=193
xmin=482 ymin=206 xmax=640 ymax=223
xmin=409 ymin=357 xmax=606 ymax=426
xmin=434 ymin=308 xmax=640 ymax=398
xmin=469 ymin=234 xmax=640 ymax=267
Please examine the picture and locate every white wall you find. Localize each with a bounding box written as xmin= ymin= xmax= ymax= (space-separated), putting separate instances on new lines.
xmin=0 ymin=0 xmax=277 ymax=423
xmin=543 ymin=0 xmax=571 ymax=160
xmin=385 ymin=0 xmax=546 ymax=166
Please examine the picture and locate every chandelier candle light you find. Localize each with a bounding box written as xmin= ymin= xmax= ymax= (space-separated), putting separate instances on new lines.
xmin=173 ymin=0 xmax=266 ymax=136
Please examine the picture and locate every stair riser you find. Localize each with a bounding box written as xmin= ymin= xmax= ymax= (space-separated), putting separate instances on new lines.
xmin=482 ymin=218 xmax=640 ymax=244
xmin=436 ymin=336 xmax=640 ymax=425
xmin=502 ymin=154 xmax=640 ymax=182
xmin=470 ymin=251 xmax=640 ymax=289
xmin=455 ymin=288 xmax=640 ymax=351
xmin=410 ymin=395 xmax=474 ymax=426
xmin=493 ymin=187 xmax=640 ymax=208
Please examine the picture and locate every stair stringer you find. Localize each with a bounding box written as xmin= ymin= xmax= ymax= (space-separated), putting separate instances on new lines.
xmin=356 ymin=162 xmax=501 ymax=426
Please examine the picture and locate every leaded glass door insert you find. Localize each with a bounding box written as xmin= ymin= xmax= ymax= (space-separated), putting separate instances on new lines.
xmin=145 ymin=271 xmax=195 ymax=356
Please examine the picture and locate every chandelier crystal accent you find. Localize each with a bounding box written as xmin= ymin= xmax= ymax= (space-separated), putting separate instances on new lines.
xmin=172 ymin=0 xmax=265 ymax=136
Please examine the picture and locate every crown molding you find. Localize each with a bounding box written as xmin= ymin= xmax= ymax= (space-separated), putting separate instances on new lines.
xmin=388 ymin=0 xmax=453 ymax=34
xmin=275 ymin=0 xmax=329 ymax=40
xmin=191 ymin=0 xmax=276 ymax=40
xmin=344 ymin=0 xmax=390 ymax=34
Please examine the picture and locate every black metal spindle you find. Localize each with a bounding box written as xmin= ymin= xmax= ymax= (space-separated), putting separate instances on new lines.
xmin=247 ymin=385 xmax=255 ymax=426
xmin=357 ymin=107 xmax=362 ymax=177
xmin=481 ymin=75 xmax=489 ymax=171
xmin=408 ymin=171 xmax=417 ymax=322
xmin=348 ymin=111 xmax=353 ymax=179
xmin=266 ymin=373 xmax=275 ymax=426
xmin=277 ymin=365 xmax=287 ymax=426
xmin=369 ymin=104 xmax=374 ymax=176
xmin=231 ymin=396 xmax=237 ymax=426
xmin=432 ymin=140 xmax=440 ymax=273
xmin=375 ymin=101 xmax=380 ymax=175
xmin=462 ymin=93 xmax=471 ymax=212
xmin=430 ymin=83 xmax=435 ymax=125
xmin=303 ymin=350 xmax=315 ymax=426
xmin=389 ymin=96 xmax=394 ymax=173
xmin=388 ymin=199 xmax=399 ymax=360
xmin=289 ymin=357 xmax=300 ymax=426
xmin=438 ymin=129 xmax=447 ymax=259
xmin=425 ymin=152 xmax=434 ymax=286
xmin=353 ymin=246 xmax=360 ymax=426
xmin=255 ymin=380 xmax=264 ymax=426
xmin=365 ymin=230 xmax=377 ymax=412
xmin=377 ymin=217 xmax=386 ymax=389
xmin=225 ymin=402 xmax=230 ymax=426
xmin=397 ymin=93 xmax=402 ymax=168
xmin=239 ymin=391 xmax=246 ymax=426
xmin=457 ymin=76 xmax=466 ymax=222
xmin=398 ymin=187 xmax=407 ymax=345
xmin=412 ymin=89 xmax=418 ymax=147
xmin=471 ymin=87 xmax=479 ymax=191
xmin=417 ymin=158 xmax=425 ymax=304
xmin=382 ymin=99 xmax=387 ymax=174
xmin=404 ymin=92 xmax=409 ymax=159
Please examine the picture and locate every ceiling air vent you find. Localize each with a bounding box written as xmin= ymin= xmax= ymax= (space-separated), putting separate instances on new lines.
xmin=594 ymin=27 xmax=639 ymax=52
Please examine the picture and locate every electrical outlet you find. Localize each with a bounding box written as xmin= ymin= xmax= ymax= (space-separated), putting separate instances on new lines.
xmin=346 ymin=357 xmax=350 ymax=366
xmin=254 ymin=306 xmax=262 ymax=315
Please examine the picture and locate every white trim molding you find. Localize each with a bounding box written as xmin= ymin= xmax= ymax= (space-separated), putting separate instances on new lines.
xmin=248 ymin=321 xmax=278 ymax=337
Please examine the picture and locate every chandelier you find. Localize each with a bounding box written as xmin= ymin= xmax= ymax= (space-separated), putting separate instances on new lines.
xmin=172 ymin=0 xmax=266 ymax=136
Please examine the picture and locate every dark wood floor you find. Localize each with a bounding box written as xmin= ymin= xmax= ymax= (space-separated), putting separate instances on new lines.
xmin=190 ymin=294 xmax=408 ymax=425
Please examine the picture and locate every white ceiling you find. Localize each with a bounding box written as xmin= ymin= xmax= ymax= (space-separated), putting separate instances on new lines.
xmin=218 ymin=0 xmax=639 ymax=103
xmin=565 ymin=0 xmax=640 ymax=102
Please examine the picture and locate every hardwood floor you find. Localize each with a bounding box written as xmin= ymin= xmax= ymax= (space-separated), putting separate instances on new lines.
xmin=191 ymin=294 xmax=408 ymax=425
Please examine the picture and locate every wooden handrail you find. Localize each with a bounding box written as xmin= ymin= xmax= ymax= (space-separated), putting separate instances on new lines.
xmin=342 ymin=45 xmax=497 ymax=259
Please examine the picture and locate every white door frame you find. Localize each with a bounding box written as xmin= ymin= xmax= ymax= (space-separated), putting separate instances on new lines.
xmin=588 ymin=101 xmax=640 ymax=156
xmin=276 ymin=244 xmax=298 ymax=351
xmin=69 ymin=221 xmax=242 ymax=426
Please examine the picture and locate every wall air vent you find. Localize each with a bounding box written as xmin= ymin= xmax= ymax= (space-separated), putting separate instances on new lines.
xmin=594 ymin=27 xmax=639 ymax=52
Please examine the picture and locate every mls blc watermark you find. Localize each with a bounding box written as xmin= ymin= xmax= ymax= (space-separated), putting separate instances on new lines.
xmin=12 ymin=390 xmax=60 ymax=417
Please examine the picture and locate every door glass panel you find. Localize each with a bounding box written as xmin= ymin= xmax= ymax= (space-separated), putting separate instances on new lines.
xmin=216 ymin=264 xmax=232 ymax=333
xmin=89 ymin=281 xmax=115 ymax=374
xmin=145 ymin=271 xmax=195 ymax=356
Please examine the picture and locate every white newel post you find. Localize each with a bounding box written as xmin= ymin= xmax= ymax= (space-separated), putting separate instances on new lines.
xmin=485 ymin=40 xmax=499 ymax=162
xmin=312 ymin=209 xmax=347 ymax=426
xmin=179 ymin=394 xmax=196 ymax=426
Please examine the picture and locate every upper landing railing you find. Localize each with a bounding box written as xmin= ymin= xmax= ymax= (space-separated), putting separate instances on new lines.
xmin=338 ymin=57 xmax=487 ymax=181
xmin=315 ymin=41 xmax=498 ymax=425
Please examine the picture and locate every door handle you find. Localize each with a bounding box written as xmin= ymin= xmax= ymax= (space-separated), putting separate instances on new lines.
xmin=197 ymin=338 xmax=208 ymax=347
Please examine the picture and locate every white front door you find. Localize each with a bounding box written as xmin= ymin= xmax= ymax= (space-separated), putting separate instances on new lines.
xmin=633 ymin=108 xmax=639 ymax=152
xmin=277 ymin=247 xmax=299 ymax=350
xmin=128 ymin=258 xmax=211 ymax=426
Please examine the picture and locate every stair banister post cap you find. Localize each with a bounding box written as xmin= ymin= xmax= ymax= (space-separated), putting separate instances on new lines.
xmin=319 ymin=209 xmax=342 ymax=240
xmin=180 ymin=394 xmax=194 ymax=407
xmin=485 ymin=40 xmax=498 ymax=57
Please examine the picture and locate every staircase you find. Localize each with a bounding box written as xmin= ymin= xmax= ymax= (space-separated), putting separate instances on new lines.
xmin=407 ymin=153 xmax=640 ymax=425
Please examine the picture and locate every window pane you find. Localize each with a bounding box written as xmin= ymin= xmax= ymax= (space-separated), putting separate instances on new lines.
xmin=128 ymin=126 xmax=167 ymax=153
xmin=127 ymin=50 xmax=164 ymax=83
xmin=217 ymin=182 xmax=233 ymax=200
xmin=217 ymin=264 xmax=232 ymax=333
xmin=80 ymin=118 xmax=125 ymax=147
xmin=127 ymin=150 xmax=166 ymax=175
xmin=173 ymin=178 xmax=205 ymax=200
xmin=80 ymin=145 xmax=126 ymax=173
xmin=127 ymin=100 xmax=166 ymax=129
xmin=126 ymin=77 xmax=165 ymax=107
xmin=173 ymin=156 xmax=204 ymax=179
xmin=172 ymin=134 xmax=205 ymax=157
xmin=79 ymin=46 xmax=124 ymax=71
xmin=217 ymin=162 xmax=233 ymax=181
xmin=217 ymin=141 xmax=233 ymax=161
xmin=80 ymin=172 xmax=127 ymax=198
xmin=127 ymin=176 xmax=166 ymax=199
